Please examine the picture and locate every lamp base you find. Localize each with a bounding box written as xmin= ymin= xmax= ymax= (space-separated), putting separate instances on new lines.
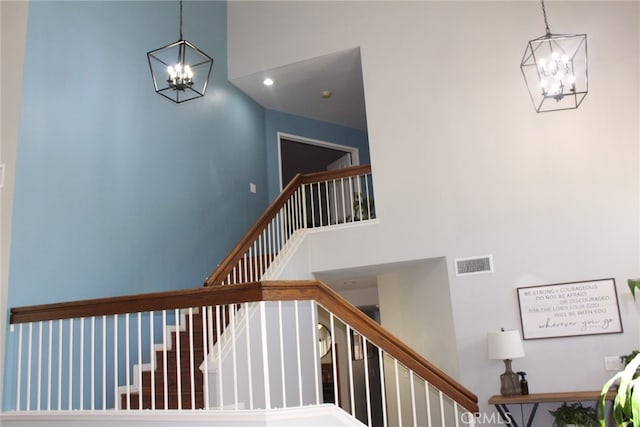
xmin=499 ymin=359 xmax=521 ymax=396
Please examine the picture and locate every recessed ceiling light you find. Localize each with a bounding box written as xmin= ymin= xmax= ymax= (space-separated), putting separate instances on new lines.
xmin=321 ymin=90 xmax=332 ymax=99
xmin=263 ymin=78 xmax=274 ymax=86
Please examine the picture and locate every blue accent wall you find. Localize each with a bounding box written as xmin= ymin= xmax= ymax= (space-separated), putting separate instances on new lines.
xmin=3 ymin=1 xmax=371 ymax=410
xmin=264 ymin=109 xmax=370 ymax=201
xmin=8 ymin=0 xmax=267 ymax=307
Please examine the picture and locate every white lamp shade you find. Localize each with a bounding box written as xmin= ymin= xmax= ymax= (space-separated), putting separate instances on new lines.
xmin=488 ymin=330 xmax=525 ymax=360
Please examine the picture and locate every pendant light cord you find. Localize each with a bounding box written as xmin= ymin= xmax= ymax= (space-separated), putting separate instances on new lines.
xmin=540 ymin=0 xmax=551 ymax=35
xmin=179 ymin=0 xmax=183 ymax=40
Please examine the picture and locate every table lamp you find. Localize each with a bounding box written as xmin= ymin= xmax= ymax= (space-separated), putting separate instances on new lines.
xmin=488 ymin=328 xmax=525 ymax=396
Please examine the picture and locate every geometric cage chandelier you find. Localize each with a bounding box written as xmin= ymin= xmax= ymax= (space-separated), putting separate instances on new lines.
xmin=147 ymin=0 xmax=214 ymax=103
xmin=520 ymin=0 xmax=588 ymax=113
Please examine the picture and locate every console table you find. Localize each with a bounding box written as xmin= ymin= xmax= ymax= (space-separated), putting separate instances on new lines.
xmin=488 ymin=391 xmax=616 ymax=427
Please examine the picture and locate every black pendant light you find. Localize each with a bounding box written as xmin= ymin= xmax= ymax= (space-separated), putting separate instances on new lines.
xmin=147 ymin=0 xmax=214 ymax=103
xmin=520 ymin=0 xmax=588 ymax=113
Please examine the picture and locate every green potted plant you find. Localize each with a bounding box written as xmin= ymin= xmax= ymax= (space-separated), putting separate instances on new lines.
xmin=597 ymin=280 xmax=640 ymax=426
xmin=598 ymin=352 xmax=640 ymax=426
xmin=628 ymin=278 xmax=640 ymax=300
xmin=550 ymin=402 xmax=598 ymax=427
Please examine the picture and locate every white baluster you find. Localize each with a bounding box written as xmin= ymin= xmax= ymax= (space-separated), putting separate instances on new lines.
xmin=91 ymin=316 xmax=95 ymax=411
xmin=379 ymin=350 xmax=388 ymax=427
xmin=230 ymin=304 xmax=238 ymax=409
xmin=174 ymin=309 xmax=182 ymax=410
xmin=311 ymin=302 xmax=320 ymax=405
xmin=57 ymin=320 xmax=63 ymax=411
xmin=113 ymin=315 xmax=118 ymax=411
xmin=102 ymin=316 xmax=107 ymax=410
xmin=37 ymin=321 xmax=43 ymax=411
xmin=439 ymin=390 xmax=445 ymax=427
xmin=46 ymin=320 xmax=52 ymax=411
xmin=278 ymin=301 xmax=286 ymax=408
xmin=68 ymin=320 xmax=73 ymax=410
xmin=410 ymin=371 xmax=417 ymax=427
xmin=188 ymin=308 xmax=196 ymax=410
xmin=149 ymin=311 xmax=155 ymax=410
xmin=346 ymin=325 xmax=355 ymax=416
xmin=79 ymin=318 xmax=84 ymax=410
xmin=394 ymin=359 xmax=402 ymax=426
xmin=425 ymin=379 xmax=432 ymax=427
xmin=125 ymin=314 xmax=130 ymax=410
xmin=216 ymin=305 xmax=224 ymax=409
xmin=363 ymin=337 xmax=372 ymax=426
xmin=260 ymin=302 xmax=271 ymax=409
xmin=330 ymin=314 xmax=338 ymax=406
xmin=162 ymin=310 xmax=168 ymax=410
xmin=201 ymin=306 xmax=210 ymax=410
xmin=244 ymin=302 xmax=254 ymax=409
xmin=136 ymin=312 xmax=142 ymax=411
xmin=16 ymin=323 xmax=23 ymax=411
xmin=295 ymin=301 xmax=303 ymax=406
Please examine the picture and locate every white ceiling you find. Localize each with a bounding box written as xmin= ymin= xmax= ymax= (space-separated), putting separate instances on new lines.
xmin=230 ymin=47 xmax=368 ymax=131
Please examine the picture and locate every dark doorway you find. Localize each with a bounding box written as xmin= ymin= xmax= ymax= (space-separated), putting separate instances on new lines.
xmin=279 ymin=136 xmax=358 ymax=189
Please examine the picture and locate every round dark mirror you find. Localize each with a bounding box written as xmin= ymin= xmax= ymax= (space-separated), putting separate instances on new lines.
xmin=318 ymin=323 xmax=332 ymax=358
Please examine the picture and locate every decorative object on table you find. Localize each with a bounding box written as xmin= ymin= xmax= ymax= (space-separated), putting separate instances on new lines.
xmin=518 ymin=371 xmax=529 ymax=395
xmin=549 ymin=402 xmax=598 ymax=427
xmin=520 ymin=0 xmax=588 ymax=112
xmin=599 ymin=350 xmax=640 ymax=426
xmin=147 ymin=0 xmax=214 ymax=103
xmin=488 ymin=328 xmax=525 ymax=396
xmin=517 ymin=278 xmax=622 ymax=340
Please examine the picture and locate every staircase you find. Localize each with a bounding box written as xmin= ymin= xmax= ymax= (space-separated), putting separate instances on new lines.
xmin=5 ymin=165 xmax=481 ymax=424
xmin=121 ymin=311 xmax=206 ymax=410
xmin=118 ymin=166 xmax=371 ymax=409
xmin=119 ymin=256 xmax=273 ymax=409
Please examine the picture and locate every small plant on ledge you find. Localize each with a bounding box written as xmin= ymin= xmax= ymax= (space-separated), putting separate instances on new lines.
xmin=352 ymin=192 xmax=375 ymax=221
xmin=549 ymin=402 xmax=598 ymax=427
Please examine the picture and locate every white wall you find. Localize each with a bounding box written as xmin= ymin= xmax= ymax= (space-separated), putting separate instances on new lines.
xmin=0 ymin=0 xmax=28 ymax=409
xmin=377 ymin=258 xmax=458 ymax=377
xmin=228 ymin=1 xmax=640 ymax=424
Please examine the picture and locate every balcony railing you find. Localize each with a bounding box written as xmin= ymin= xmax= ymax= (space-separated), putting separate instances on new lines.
xmin=6 ymin=281 xmax=478 ymax=426
xmin=205 ymin=165 xmax=375 ymax=287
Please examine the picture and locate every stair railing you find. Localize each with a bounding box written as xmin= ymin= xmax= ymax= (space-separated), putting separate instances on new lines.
xmin=204 ymin=164 xmax=374 ymax=287
xmin=5 ymin=280 xmax=479 ymax=424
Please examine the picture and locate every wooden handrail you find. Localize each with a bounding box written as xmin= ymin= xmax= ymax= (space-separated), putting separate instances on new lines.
xmin=9 ymin=279 xmax=478 ymax=413
xmin=203 ymin=164 xmax=372 ymax=287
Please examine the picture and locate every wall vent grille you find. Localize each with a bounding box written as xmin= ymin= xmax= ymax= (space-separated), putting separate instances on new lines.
xmin=455 ymin=255 xmax=493 ymax=276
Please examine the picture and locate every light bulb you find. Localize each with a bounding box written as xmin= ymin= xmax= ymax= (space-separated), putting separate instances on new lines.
xmin=263 ymin=78 xmax=274 ymax=86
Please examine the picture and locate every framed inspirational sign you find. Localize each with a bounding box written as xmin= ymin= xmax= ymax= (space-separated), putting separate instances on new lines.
xmin=517 ymin=278 xmax=623 ymax=340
